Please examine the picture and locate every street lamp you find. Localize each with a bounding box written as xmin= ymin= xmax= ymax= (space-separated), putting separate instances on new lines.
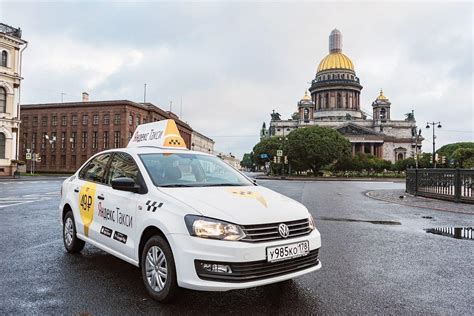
xmin=426 ymin=121 xmax=442 ymax=168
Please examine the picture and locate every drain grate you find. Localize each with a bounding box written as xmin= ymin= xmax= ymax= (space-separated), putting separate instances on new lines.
xmin=425 ymin=227 xmax=473 ymax=240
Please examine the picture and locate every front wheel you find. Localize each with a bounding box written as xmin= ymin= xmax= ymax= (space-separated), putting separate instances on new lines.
xmin=63 ymin=211 xmax=85 ymax=253
xmin=141 ymin=236 xmax=179 ymax=302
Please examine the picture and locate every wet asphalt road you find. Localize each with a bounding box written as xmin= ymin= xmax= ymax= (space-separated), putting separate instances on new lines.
xmin=0 ymin=178 xmax=473 ymax=315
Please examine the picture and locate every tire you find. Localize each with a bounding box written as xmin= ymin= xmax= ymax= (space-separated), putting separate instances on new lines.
xmin=63 ymin=210 xmax=85 ymax=253
xmin=141 ymin=235 xmax=178 ymax=302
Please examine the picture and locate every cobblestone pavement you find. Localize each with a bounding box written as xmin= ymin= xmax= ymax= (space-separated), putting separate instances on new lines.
xmin=366 ymin=189 xmax=474 ymax=214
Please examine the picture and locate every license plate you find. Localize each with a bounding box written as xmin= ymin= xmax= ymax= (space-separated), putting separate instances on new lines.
xmin=266 ymin=241 xmax=309 ymax=263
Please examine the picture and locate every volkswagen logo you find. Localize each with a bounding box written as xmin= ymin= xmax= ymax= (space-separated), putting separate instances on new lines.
xmin=278 ymin=223 xmax=290 ymax=238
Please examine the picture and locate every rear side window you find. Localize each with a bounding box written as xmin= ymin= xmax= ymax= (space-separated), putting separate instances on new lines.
xmin=78 ymin=153 xmax=111 ymax=183
xmin=105 ymin=152 xmax=140 ymax=185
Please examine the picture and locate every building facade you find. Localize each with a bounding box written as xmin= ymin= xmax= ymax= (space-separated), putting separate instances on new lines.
xmin=0 ymin=23 xmax=27 ymax=176
xmin=263 ymin=29 xmax=421 ymax=163
xmin=20 ymin=96 xmax=194 ymax=173
xmin=217 ymin=153 xmax=241 ymax=170
xmin=191 ymin=130 xmax=214 ymax=154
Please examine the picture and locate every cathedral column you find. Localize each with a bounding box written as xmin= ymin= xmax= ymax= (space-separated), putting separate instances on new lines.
xmin=352 ymin=143 xmax=355 ymax=156
xmin=370 ymin=143 xmax=374 ymax=155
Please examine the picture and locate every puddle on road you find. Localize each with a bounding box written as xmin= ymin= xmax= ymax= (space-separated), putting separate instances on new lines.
xmin=318 ymin=217 xmax=401 ymax=225
xmin=425 ymin=227 xmax=473 ymax=240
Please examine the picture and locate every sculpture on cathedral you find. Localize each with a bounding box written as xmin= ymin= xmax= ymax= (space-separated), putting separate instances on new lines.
xmin=303 ymin=108 xmax=309 ymax=122
xmin=345 ymin=113 xmax=352 ymax=121
xmin=270 ymin=110 xmax=281 ymax=121
xmin=405 ymin=110 xmax=415 ymax=121
xmin=292 ymin=112 xmax=300 ymax=120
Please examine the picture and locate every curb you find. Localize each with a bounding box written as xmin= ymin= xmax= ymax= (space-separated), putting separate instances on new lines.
xmin=364 ymin=190 xmax=474 ymax=215
xmin=0 ymin=176 xmax=67 ymax=182
xmin=256 ymin=176 xmax=404 ymax=183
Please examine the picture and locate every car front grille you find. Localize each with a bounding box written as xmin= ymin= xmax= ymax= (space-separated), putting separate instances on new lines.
xmin=240 ymin=218 xmax=312 ymax=243
xmin=195 ymin=249 xmax=319 ymax=283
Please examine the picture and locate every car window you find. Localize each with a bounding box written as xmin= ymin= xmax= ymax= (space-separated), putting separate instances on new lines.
xmin=106 ymin=152 xmax=140 ymax=185
xmin=139 ymin=153 xmax=252 ymax=187
xmin=78 ymin=153 xmax=111 ymax=183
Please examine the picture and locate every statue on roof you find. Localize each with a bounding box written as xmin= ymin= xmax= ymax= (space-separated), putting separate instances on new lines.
xmin=405 ymin=110 xmax=415 ymax=121
xmin=271 ymin=110 xmax=281 ymax=121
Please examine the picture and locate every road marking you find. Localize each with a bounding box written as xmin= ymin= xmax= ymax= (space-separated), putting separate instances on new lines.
xmin=0 ymin=191 xmax=57 ymax=209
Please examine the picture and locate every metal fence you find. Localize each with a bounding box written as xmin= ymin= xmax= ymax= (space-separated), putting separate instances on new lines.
xmin=406 ymin=168 xmax=474 ymax=204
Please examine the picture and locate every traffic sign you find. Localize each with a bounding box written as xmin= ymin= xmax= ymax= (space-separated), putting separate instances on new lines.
xmin=26 ymin=153 xmax=32 ymax=160
xmin=277 ymin=150 xmax=283 ymax=157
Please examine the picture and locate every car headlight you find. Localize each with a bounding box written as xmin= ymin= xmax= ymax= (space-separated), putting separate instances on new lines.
xmin=184 ymin=215 xmax=246 ymax=241
xmin=308 ymin=214 xmax=316 ymax=230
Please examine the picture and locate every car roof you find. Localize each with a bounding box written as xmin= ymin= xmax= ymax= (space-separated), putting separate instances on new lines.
xmin=97 ymin=146 xmax=213 ymax=157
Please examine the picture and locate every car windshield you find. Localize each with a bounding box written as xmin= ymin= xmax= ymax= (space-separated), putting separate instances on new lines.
xmin=139 ymin=153 xmax=253 ymax=187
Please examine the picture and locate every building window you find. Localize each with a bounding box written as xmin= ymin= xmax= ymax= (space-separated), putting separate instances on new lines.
xmin=114 ymin=131 xmax=120 ymax=148
xmin=1 ymin=51 xmax=7 ymax=67
xmin=337 ymin=93 xmax=342 ymax=108
xmin=114 ymin=114 xmax=121 ymax=124
xmin=93 ymin=114 xmax=99 ymax=125
xmin=52 ymin=115 xmax=57 ymax=126
xmin=72 ymin=115 xmax=77 ymax=126
xmin=0 ymin=87 xmax=5 ymax=113
xmin=0 ymin=133 xmax=5 ymax=159
xmin=129 ymin=114 xmax=133 ymax=125
xmin=22 ymin=133 xmax=27 ymax=150
xmin=51 ymin=132 xmax=56 ymax=149
xmin=325 ymin=93 xmax=329 ymax=107
xmin=81 ymin=132 xmax=88 ymax=149
xmin=129 ymin=131 xmax=133 ymax=140
xmin=42 ymin=116 xmax=48 ymax=127
xmin=82 ymin=115 xmax=88 ymax=126
xmin=62 ymin=116 xmax=67 ymax=126
xmin=22 ymin=116 xmax=28 ymax=126
xmin=103 ymin=114 xmax=110 ymax=125
xmin=51 ymin=155 xmax=56 ymax=166
xmin=61 ymin=155 xmax=66 ymax=167
xmin=61 ymin=132 xmax=66 ymax=149
xmin=92 ymin=132 xmax=98 ymax=149
xmin=71 ymin=155 xmax=76 ymax=167
xmin=136 ymin=115 xmax=140 ymax=127
xmin=41 ymin=132 xmax=46 ymax=149
xmin=103 ymin=132 xmax=109 ymax=149
xmin=71 ymin=132 xmax=77 ymax=149
xmin=32 ymin=133 xmax=37 ymax=150
xmin=32 ymin=116 xmax=38 ymax=127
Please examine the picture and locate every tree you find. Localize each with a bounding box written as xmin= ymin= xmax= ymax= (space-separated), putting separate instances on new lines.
xmin=437 ymin=142 xmax=474 ymax=161
xmin=451 ymin=148 xmax=474 ymax=168
xmin=240 ymin=153 xmax=254 ymax=170
xmin=286 ymin=126 xmax=351 ymax=174
xmin=252 ymin=137 xmax=281 ymax=166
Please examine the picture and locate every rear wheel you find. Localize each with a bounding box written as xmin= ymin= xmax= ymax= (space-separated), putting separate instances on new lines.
xmin=63 ymin=211 xmax=85 ymax=253
xmin=141 ymin=236 xmax=178 ymax=302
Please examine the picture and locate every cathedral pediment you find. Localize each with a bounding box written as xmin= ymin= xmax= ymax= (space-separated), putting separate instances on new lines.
xmin=336 ymin=123 xmax=381 ymax=136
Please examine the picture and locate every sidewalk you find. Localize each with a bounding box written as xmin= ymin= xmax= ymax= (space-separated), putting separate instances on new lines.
xmin=366 ymin=189 xmax=474 ymax=214
xmin=256 ymin=175 xmax=405 ymax=183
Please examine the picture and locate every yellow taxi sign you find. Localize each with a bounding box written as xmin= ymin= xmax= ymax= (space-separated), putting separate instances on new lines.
xmin=127 ymin=119 xmax=187 ymax=149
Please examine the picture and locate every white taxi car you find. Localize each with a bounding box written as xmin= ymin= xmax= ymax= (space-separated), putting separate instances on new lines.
xmin=59 ymin=119 xmax=321 ymax=302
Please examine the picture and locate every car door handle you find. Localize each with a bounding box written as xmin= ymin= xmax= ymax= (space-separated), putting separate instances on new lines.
xmin=97 ymin=194 xmax=105 ymax=200
xmin=74 ymin=188 xmax=79 ymax=193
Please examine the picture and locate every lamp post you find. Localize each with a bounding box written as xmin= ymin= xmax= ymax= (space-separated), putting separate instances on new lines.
xmin=412 ymin=128 xmax=422 ymax=168
xmin=278 ymin=128 xmax=289 ymax=176
xmin=426 ymin=121 xmax=441 ymax=168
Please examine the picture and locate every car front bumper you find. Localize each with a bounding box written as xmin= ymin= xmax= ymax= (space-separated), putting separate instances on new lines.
xmin=169 ymin=229 xmax=321 ymax=291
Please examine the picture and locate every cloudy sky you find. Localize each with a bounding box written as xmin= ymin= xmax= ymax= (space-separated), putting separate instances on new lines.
xmin=1 ymin=1 xmax=472 ymax=158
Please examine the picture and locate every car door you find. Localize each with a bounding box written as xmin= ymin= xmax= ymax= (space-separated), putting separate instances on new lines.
xmin=97 ymin=152 xmax=143 ymax=259
xmin=73 ymin=153 xmax=112 ymax=242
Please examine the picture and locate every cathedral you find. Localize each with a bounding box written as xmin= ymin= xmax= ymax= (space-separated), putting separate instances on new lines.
xmin=261 ymin=29 xmax=421 ymax=163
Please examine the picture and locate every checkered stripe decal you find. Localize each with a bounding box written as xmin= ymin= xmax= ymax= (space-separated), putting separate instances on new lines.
xmin=145 ymin=200 xmax=163 ymax=212
xmin=168 ymin=139 xmax=181 ymax=145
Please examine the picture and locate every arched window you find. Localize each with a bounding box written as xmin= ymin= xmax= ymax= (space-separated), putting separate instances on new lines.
xmin=0 ymin=87 xmax=6 ymax=113
xmin=325 ymin=93 xmax=329 ymax=107
xmin=1 ymin=51 xmax=7 ymax=67
xmin=346 ymin=93 xmax=349 ymax=108
xmin=337 ymin=93 xmax=342 ymax=108
xmin=318 ymin=95 xmax=322 ymax=110
xmin=0 ymin=133 xmax=5 ymax=159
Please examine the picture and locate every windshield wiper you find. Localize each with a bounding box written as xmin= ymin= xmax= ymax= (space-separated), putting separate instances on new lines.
xmin=159 ymin=184 xmax=196 ymax=187
xmin=203 ymin=183 xmax=246 ymax=187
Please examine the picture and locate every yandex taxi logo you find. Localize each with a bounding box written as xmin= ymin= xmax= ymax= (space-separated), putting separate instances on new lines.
xmin=78 ymin=182 xmax=96 ymax=236
xmin=227 ymin=189 xmax=268 ymax=207
xmin=127 ymin=119 xmax=187 ymax=149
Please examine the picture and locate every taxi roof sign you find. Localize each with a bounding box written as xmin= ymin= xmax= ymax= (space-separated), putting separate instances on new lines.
xmin=127 ymin=119 xmax=187 ymax=149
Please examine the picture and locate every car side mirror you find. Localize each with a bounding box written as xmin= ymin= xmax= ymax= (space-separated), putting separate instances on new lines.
xmin=112 ymin=177 xmax=140 ymax=193
xmin=252 ymin=179 xmax=257 ymax=185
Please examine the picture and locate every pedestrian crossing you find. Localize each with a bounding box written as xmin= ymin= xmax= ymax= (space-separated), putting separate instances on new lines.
xmin=0 ymin=192 xmax=58 ymax=209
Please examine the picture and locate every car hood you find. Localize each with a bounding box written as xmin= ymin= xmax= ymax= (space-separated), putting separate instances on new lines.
xmin=159 ymin=185 xmax=309 ymax=225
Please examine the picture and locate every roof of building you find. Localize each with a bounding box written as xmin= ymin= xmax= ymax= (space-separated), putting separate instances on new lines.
xmin=0 ymin=23 xmax=22 ymax=39
xmin=317 ymin=52 xmax=354 ymax=73
xmin=376 ymin=89 xmax=388 ymax=100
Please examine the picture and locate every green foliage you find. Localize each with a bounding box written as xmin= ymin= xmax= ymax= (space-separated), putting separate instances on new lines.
xmin=392 ymin=157 xmax=416 ymax=171
xmin=334 ymin=153 xmax=392 ymax=172
xmin=417 ymin=153 xmax=433 ymax=168
xmin=462 ymin=157 xmax=474 ymax=169
xmin=286 ymin=126 xmax=351 ymax=174
xmin=240 ymin=153 xmax=254 ymax=169
xmin=252 ymin=137 xmax=281 ymax=165
xmin=451 ymin=148 xmax=474 ymax=168
xmin=437 ymin=142 xmax=474 ymax=160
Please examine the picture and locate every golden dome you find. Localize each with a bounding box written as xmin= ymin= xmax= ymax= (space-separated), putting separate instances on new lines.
xmin=317 ymin=52 xmax=354 ymax=73
xmin=301 ymin=91 xmax=311 ymax=101
xmin=377 ymin=89 xmax=387 ymax=100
